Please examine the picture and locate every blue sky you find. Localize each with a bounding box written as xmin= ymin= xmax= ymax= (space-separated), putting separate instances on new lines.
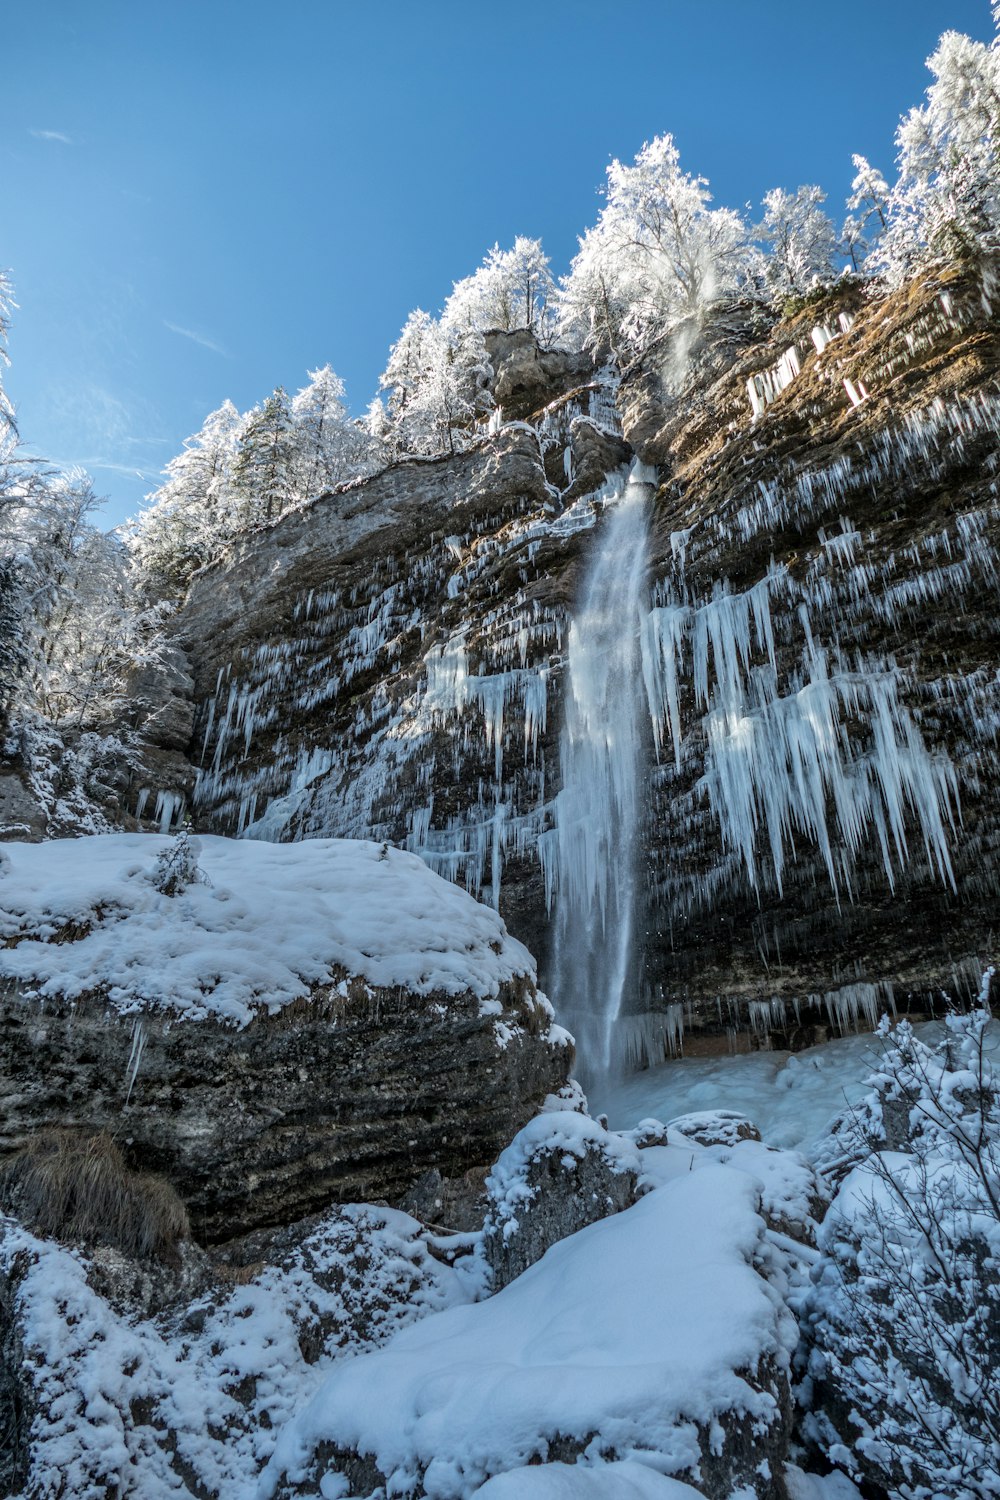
xmin=4 ymin=0 xmax=993 ymax=527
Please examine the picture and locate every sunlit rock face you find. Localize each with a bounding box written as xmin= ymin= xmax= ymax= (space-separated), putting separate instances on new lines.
xmin=174 ymin=271 xmax=1000 ymax=1058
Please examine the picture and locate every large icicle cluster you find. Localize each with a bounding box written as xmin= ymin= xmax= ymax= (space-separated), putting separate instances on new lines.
xmin=641 ymin=567 xmax=958 ymax=903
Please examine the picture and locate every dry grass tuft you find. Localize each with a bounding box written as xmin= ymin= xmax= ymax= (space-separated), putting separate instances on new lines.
xmin=0 ymin=1130 xmax=190 ymax=1260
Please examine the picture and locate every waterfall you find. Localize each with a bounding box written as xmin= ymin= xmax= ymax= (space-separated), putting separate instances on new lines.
xmin=545 ymin=459 xmax=656 ymax=1086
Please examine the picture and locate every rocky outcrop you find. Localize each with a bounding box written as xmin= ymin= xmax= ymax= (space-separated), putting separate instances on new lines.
xmin=485 ymin=328 xmax=593 ymax=420
xmin=0 ymin=977 xmax=566 ymax=1242
xmin=0 ymin=835 xmax=570 ymax=1240
xmin=482 ymin=1110 xmax=640 ymax=1290
xmin=174 ymin=259 xmax=1000 ymax=1056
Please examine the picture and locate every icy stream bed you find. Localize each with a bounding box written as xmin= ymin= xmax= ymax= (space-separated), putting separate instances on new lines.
xmin=593 ymin=1020 xmax=1000 ymax=1155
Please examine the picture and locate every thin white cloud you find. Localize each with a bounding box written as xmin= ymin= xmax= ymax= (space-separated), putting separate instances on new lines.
xmin=164 ymin=320 xmax=230 ymax=357
xmin=30 ymin=128 xmax=73 ymax=145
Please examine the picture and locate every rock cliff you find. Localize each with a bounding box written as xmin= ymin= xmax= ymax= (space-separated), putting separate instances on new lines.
xmin=167 ymin=261 xmax=1000 ymax=1055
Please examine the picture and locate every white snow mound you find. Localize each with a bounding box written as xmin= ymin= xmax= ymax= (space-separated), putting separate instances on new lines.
xmin=471 ymin=1461 xmax=703 ymax=1497
xmin=0 ymin=834 xmax=539 ymax=1025
xmin=260 ymin=1165 xmax=797 ymax=1498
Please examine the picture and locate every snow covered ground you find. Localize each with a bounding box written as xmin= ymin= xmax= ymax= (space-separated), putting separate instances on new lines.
xmin=0 ymin=833 xmax=542 ymax=1024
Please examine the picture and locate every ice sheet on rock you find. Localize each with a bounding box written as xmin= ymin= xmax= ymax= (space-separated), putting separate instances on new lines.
xmin=595 ymin=1019 xmax=1000 ymax=1157
xmin=259 ymin=1166 xmax=796 ymax=1499
xmin=0 ymin=833 xmax=540 ymax=1025
xmin=784 ymin=1465 xmax=863 ymax=1500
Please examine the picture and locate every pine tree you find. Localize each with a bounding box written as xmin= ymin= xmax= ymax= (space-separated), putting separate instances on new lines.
xmin=232 ymin=387 xmax=296 ymax=524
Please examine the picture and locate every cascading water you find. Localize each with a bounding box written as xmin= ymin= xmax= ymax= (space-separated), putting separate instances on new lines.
xmin=545 ymin=459 xmax=656 ymax=1087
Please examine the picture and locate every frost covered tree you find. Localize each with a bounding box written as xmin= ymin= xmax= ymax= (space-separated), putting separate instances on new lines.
xmin=12 ymin=473 xmax=156 ymax=724
xmin=232 ymin=387 xmax=297 ymax=525
xmin=847 ymin=156 xmax=890 ymax=239
xmin=379 ymin=310 xmax=491 ymax=456
xmin=809 ymin=986 xmax=1000 ymax=1499
xmin=758 ymin=185 xmax=839 ymax=302
xmin=443 ymin=237 xmax=556 ymax=343
xmin=130 ymin=400 xmax=241 ymax=592
xmin=878 ymin=23 xmax=1000 ymax=281
xmin=558 ymin=134 xmax=754 ymax=361
xmin=290 ymin=365 xmax=384 ymax=501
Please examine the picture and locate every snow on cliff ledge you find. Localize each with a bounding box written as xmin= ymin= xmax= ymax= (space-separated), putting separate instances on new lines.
xmin=0 ymin=834 xmax=544 ymax=1026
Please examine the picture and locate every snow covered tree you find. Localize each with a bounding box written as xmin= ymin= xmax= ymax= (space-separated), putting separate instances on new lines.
xmin=809 ymin=985 xmax=1000 ymax=1499
xmin=847 ymin=155 xmax=890 ymax=239
xmin=290 ymin=365 xmax=385 ymax=501
xmin=556 ymin=223 xmax=634 ymax=361
xmin=758 ymin=185 xmax=839 ymax=303
xmin=232 ymin=386 xmax=297 ymax=525
xmin=558 ymin=134 xmax=755 ymax=362
xmin=443 ymin=237 xmax=556 ymax=344
xmin=130 ymin=400 xmax=241 ymax=592
xmin=2 ymin=469 xmax=164 ymax=726
xmin=379 ymin=311 xmax=490 ymax=456
xmin=878 ymin=24 xmax=1000 ymax=281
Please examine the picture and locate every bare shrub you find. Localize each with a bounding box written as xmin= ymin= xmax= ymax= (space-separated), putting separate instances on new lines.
xmin=0 ymin=1130 xmax=189 ymax=1260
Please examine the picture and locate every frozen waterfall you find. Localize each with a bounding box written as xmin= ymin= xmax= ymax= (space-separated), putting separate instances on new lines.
xmin=543 ymin=460 xmax=656 ymax=1086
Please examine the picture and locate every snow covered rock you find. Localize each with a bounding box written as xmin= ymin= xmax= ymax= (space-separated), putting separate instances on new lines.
xmin=667 ymin=1111 xmax=763 ymax=1148
xmin=0 ymin=834 xmax=570 ymax=1238
xmin=482 ymin=1109 xmax=641 ymax=1290
xmin=0 ymin=1203 xmax=468 ymax=1500
xmin=261 ymin=1166 xmax=797 ymax=1500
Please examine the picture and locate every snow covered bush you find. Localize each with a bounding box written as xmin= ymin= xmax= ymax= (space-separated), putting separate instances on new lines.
xmin=152 ymin=828 xmax=208 ymax=896
xmin=807 ymin=984 xmax=1000 ymax=1499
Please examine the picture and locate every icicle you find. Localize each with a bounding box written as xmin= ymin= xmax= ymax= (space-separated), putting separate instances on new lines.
xmin=125 ymin=1020 xmax=146 ymax=1105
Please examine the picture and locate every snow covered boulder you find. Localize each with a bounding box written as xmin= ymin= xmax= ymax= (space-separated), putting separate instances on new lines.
xmin=482 ymin=1110 xmax=641 ymax=1290
xmin=471 ymin=1462 xmax=704 ymax=1497
xmin=0 ymin=834 xmax=570 ymax=1238
xmin=667 ymin=1111 xmax=762 ymax=1148
xmin=262 ymin=1166 xmax=798 ymax=1500
xmin=0 ymin=1203 xmax=469 ymax=1499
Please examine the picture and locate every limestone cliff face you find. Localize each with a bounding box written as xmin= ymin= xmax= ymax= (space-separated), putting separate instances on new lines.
xmin=178 ymin=377 xmax=629 ymax=972
xmin=172 ymin=264 xmax=1000 ymax=1055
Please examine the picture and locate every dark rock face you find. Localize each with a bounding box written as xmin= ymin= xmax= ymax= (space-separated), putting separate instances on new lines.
xmin=0 ymin=975 xmax=569 ymax=1242
xmin=175 ymin=261 xmax=1000 ymax=1055
xmin=481 ymin=1112 xmax=640 ymax=1290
